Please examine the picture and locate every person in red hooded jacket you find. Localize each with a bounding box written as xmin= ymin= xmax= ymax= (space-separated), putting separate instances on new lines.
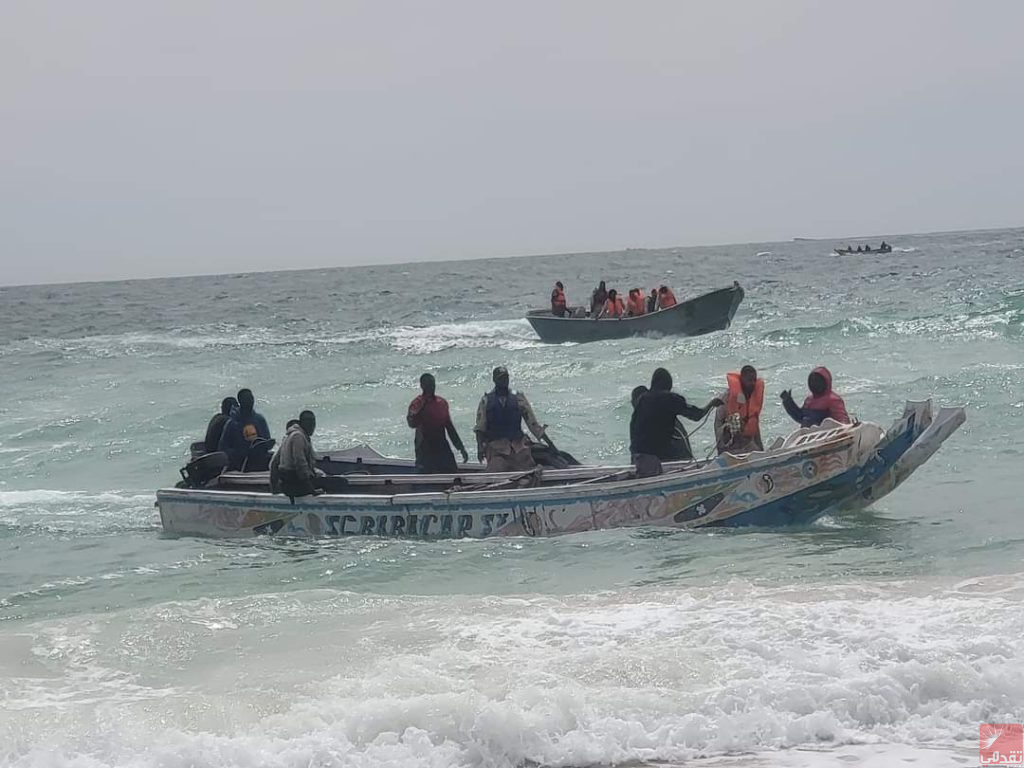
xmin=780 ymin=367 xmax=850 ymax=427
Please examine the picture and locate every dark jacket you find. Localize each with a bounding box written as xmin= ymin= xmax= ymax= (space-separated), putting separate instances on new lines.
xmin=630 ymin=390 xmax=707 ymax=460
xmin=203 ymin=413 xmax=230 ymax=454
xmin=218 ymin=408 xmax=271 ymax=469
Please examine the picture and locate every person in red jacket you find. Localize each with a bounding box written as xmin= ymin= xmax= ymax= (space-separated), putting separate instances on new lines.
xmin=407 ymin=373 xmax=469 ymax=473
xmin=781 ymin=367 xmax=850 ymax=427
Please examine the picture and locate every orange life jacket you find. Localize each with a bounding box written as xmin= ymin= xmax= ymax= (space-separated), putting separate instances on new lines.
xmin=551 ymin=287 xmax=566 ymax=311
xmin=658 ymin=289 xmax=677 ymax=309
xmin=725 ymin=372 xmax=765 ymax=438
xmin=626 ymin=293 xmax=645 ymax=316
xmin=604 ymin=297 xmax=625 ymax=318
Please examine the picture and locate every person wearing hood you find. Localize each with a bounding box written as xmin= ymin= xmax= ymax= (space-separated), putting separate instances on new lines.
xmin=274 ymin=410 xmax=320 ymax=501
xmin=630 ymin=368 xmax=723 ymax=477
xmin=204 ymin=396 xmax=238 ymax=454
xmin=781 ymin=367 xmax=850 ymax=427
xmin=407 ymin=373 xmax=469 ymax=473
xmin=217 ymin=388 xmax=271 ymax=470
xmin=474 ymin=366 xmax=547 ymax=472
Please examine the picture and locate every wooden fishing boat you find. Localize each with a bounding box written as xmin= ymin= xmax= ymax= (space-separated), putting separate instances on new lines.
xmin=525 ymin=284 xmax=744 ymax=344
xmin=157 ymin=400 xmax=964 ymax=539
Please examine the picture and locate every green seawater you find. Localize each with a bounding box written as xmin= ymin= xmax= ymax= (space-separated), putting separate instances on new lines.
xmin=0 ymin=229 xmax=1021 ymax=767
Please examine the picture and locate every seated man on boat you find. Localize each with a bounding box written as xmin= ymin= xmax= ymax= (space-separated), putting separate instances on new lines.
xmin=714 ymin=365 xmax=765 ymax=454
xmin=590 ymin=281 xmax=608 ymax=316
xmin=657 ymin=285 xmax=678 ymax=309
xmin=598 ymin=289 xmax=625 ymax=318
xmin=218 ymin=388 xmax=272 ymax=470
xmin=407 ymin=373 xmax=469 ymax=473
xmin=626 ymin=289 xmax=646 ymax=317
xmin=551 ymin=281 xmax=567 ymax=317
xmin=272 ymin=410 xmax=321 ymax=501
xmin=203 ymin=396 xmax=237 ymax=454
xmin=780 ymin=367 xmax=850 ymax=427
xmin=269 ymin=418 xmax=298 ymax=493
xmin=646 ymin=288 xmax=658 ymax=313
xmin=630 ymin=368 xmax=723 ymax=477
xmin=475 ymin=366 xmax=548 ymax=472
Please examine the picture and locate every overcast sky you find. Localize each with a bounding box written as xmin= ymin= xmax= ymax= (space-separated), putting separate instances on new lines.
xmin=1 ymin=1 xmax=1022 ymax=285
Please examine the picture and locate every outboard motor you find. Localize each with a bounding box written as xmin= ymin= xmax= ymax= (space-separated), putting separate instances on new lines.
xmin=179 ymin=451 xmax=229 ymax=488
xmin=240 ymin=438 xmax=275 ymax=472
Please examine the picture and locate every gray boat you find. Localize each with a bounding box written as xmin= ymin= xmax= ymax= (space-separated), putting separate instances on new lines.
xmin=525 ymin=283 xmax=744 ymax=344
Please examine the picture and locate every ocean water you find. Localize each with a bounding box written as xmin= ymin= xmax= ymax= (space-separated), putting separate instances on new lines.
xmin=1 ymin=228 xmax=1022 ymax=767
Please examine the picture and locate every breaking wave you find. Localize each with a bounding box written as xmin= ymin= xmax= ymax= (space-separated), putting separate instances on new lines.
xmin=3 ymin=575 xmax=1022 ymax=767
xmin=0 ymin=319 xmax=541 ymax=359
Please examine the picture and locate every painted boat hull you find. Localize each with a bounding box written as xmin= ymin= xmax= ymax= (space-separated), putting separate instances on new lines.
xmin=157 ymin=401 xmax=964 ymax=540
xmin=525 ymin=284 xmax=744 ymax=344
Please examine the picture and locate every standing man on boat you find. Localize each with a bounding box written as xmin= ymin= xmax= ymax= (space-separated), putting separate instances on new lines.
xmin=714 ymin=365 xmax=765 ymax=454
xmin=781 ymin=367 xmax=850 ymax=427
xmin=550 ymin=281 xmax=568 ymax=317
xmin=218 ymin=388 xmax=271 ymax=470
xmin=274 ymin=410 xmax=321 ymax=501
xmin=630 ymin=368 xmax=723 ymax=477
xmin=407 ymin=373 xmax=469 ymax=474
xmin=590 ymin=281 xmax=608 ymax=316
xmin=475 ymin=366 xmax=548 ymax=472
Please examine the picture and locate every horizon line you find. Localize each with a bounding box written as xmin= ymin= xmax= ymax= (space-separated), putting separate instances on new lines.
xmin=2 ymin=222 xmax=1020 ymax=291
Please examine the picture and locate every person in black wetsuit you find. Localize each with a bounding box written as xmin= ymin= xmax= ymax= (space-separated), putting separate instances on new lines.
xmin=630 ymin=368 xmax=723 ymax=477
xmin=204 ymin=397 xmax=238 ymax=454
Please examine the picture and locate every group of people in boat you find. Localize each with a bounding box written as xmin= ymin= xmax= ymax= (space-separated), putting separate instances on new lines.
xmin=550 ymin=281 xmax=679 ymax=319
xmin=201 ymin=363 xmax=849 ymax=499
xmin=835 ymin=241 xmax=892 ymax=254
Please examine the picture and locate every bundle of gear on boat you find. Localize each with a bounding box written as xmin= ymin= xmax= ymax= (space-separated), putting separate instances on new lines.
xmin=183 ymin=366 xmax=851 ymax=497
xmin=549 ymin=280 xmax=680 ymax=318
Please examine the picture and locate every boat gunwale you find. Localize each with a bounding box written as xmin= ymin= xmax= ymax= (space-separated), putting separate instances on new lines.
xmin=157 ymin=429 xmax=858 ymax=510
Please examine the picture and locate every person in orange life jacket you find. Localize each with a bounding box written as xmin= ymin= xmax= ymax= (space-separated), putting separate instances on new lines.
xmin=407 ymin=373 xmax=469 ymax=474
xmin=630 ymin=368 xmax=724 ymax=477
xmin=781 ymin=367 xmax=850 ymax=427
xmin=218 ymin=388 xmax=271 ymax=470
xmin=657 ymin=285 xmax=677 ymax=309
xmin=646 ymin=289 xmax=659 ymax=314
xmin=551 ymin=281 xmax=568 ymax=317
xmin=626 ymin=289 xmax=646 ymax=317
xmin=599 ymin=289 xmax=625 ymax=319
xmin=474 ymin=366 xmax=547 ymax=472
xmin=204 ymin=396 xmax=238 ymax=454
xmin=714 ymin=365 xmax=765 ymax=454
